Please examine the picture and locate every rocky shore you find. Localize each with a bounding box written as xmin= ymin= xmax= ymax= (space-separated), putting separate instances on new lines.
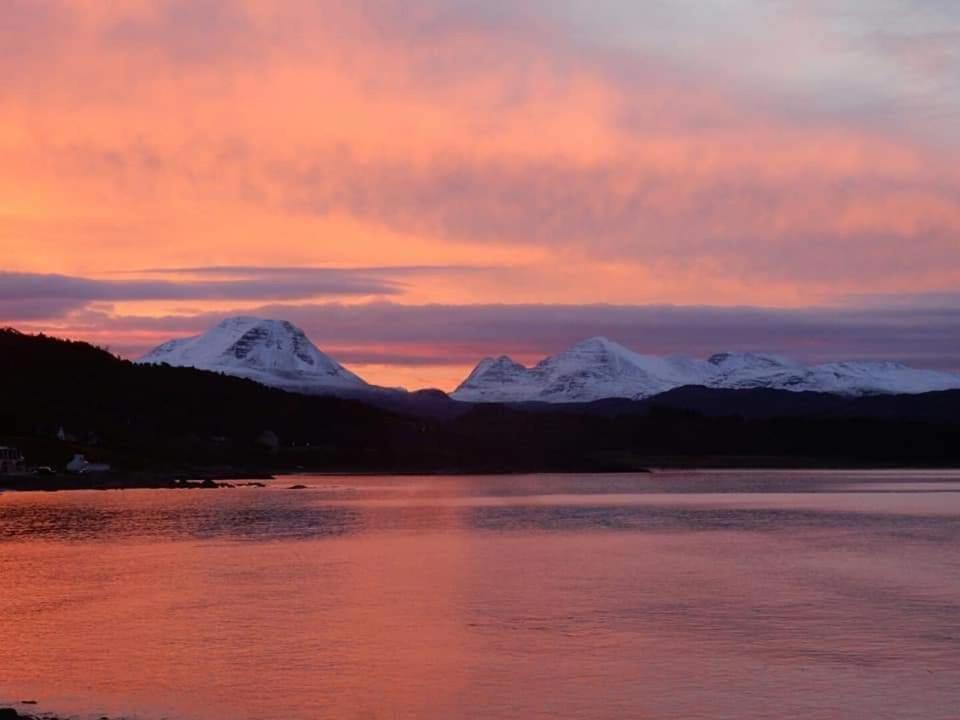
xmin=1 ymin=709 xmax=81 ymax=720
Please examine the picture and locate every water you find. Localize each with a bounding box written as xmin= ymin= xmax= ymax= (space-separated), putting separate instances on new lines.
xmin=2 ymin=470 xmax=959 ymax=720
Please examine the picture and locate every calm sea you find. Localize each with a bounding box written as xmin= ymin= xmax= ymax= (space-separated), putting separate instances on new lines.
xmin=1 ymin=471 xmax=959 ymax=720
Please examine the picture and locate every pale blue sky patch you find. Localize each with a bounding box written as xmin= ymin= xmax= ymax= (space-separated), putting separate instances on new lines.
xmin=507 ymin=0 xmax=960 ymax=140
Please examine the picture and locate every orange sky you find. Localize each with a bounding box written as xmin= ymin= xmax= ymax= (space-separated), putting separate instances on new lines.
xmin=2 ymin=0 xmax=959 ymax=388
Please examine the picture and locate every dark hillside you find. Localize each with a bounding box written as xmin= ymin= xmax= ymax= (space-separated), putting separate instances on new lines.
xmin=0 ymin=329 xmax=425 ymax=472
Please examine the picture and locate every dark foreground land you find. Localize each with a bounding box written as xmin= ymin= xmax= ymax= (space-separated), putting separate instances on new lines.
xmin=3 ymin=328 xmax=960 ymax=478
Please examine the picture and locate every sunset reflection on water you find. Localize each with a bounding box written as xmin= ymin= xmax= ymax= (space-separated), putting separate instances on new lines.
xmin=2 ymin=471 xmax=960 ymax=720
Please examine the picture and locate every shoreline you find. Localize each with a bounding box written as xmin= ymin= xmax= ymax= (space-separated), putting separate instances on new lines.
xmin=0 ymin=469 xmax=273 ymax=493
xmin=3 ymin=461 xmax=960 ymax=493
xmin=1 ymin=710 xmax=114 ymax=720
xmin=1 ymin=709 xmax=68 ymax=720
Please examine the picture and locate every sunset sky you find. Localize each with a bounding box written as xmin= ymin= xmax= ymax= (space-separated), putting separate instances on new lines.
xmin=3 ymin=0 xmax=959 ymax=389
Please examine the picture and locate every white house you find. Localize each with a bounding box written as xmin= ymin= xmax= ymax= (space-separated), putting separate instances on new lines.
xmin=65 ymin=454 xmax=111 ymax=474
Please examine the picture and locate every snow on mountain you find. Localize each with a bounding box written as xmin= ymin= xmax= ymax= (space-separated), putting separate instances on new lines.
xmin=807 ymin=361 xmax=960 ymax=396
xmin=452 ymin=339 xmax=960 ymax=403
xmin=455 ymin=337 xmax=712 ymax=403
xmin=139 ymin=321 xmax=960 ymax=403
xmin=533 ymin=337 xmax=710 ymax=402
xmin=704 ymin=352 xmax=813 ymax=391
xmin=138 ymin=317 xmax=369 ymax=394
xmin=455 ymin=356 xmax=534 ymax=402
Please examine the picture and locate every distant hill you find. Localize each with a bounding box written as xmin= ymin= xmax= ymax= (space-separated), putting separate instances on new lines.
xmin=2 ymin=328 xmax=960 ymax=472
xmin=519 ymin=384 xmax=960 ymax=424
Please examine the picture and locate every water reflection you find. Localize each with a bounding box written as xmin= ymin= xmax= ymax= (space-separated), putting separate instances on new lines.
xmin=0 ymin=493 xmax=368 ymax=542
xmin=2 ymin=477 xmax=960 ymax=544
xmin=1 ymin=471 xmax=959 ymax=720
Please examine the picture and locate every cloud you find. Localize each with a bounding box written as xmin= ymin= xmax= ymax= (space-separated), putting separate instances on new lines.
xmin=842 ymin=291 xmax=960 ymax=309
xmin=129 ymin=265 xmax=497 ymax=278
xmin=285 ymin=149 xmax=960 ymax=282
xmin=540 ymin=0 xmax=960 ymax=139
xmin=103 ymin=0 xmax=256 ymax=65
xmin=0 ymin=298 xmax=90 ymax=322
xmin=0 ymin=266 xmax=507 ymax=323
xmin=0 ymin=269 xmax=404 ymax=308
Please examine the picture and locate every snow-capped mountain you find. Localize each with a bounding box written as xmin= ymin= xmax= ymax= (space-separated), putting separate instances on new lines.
xmin=452 ymin=337 xmax=960 ymax=403
xmin=455 ymin=338 xmax=706 ymax=403
xmin=138 ymin=317 xmax=369 ymax=394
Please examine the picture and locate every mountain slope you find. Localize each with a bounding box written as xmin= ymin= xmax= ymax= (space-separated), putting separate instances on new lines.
xmin=139 ymin=317 xmax=369 ymax=394
xmin=453 ymin=339 xmax=960 ymax=403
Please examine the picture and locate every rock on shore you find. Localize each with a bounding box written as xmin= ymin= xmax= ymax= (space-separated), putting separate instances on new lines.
xmin=1 ymin=708 xmax=111 ymax=720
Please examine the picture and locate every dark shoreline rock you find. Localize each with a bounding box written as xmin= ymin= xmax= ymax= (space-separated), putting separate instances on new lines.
xmin=2 ymin=707 xmax=112 ymax=720
xmin=1 ymin=710 xmax=41 ymax=720
xmin=0 ymin=470 xmax=274 ymax=493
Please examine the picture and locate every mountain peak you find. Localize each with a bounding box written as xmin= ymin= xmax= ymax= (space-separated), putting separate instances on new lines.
xmin=138 ymin=316 xmax=368 ymax=393
xmin=568 ymin=336 xmax=629 ymax=354
xmin=211 ymin=315 xmax=280 ymax=332
xmin=467 ymin=355 xmax=526 ymax=376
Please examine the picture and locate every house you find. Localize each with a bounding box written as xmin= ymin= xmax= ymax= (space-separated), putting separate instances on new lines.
xmin=0 ymin=446 xmax=26 ymax=474
xmin=65 ymin=454 xmax=111 ymax=474
xmin=57 ymin=426 xmax=79 ymax=443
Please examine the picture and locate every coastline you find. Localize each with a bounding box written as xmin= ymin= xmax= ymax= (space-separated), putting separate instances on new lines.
xmin=1 ymin=709 xmax=70 ymax=720
xmin=4 ymin=458 xmax=960 ymax=493
xmin=1 ymin=709 xmax=120 ymax=720
xmin=0 ymin=469 xmax=272 ymax=492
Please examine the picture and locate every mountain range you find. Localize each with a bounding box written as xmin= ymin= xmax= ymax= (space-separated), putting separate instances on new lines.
xmin=452 ymin=337 xmax=960 ymax=403
xmin=139 ymin=317 xmax=960 ymax=403
xmin=5 ymin=326 xmax=960 ymax=472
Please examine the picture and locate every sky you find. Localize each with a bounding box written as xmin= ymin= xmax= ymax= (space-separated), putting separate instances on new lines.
xmin=2 ymin=0 xmax=959 ymax=389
